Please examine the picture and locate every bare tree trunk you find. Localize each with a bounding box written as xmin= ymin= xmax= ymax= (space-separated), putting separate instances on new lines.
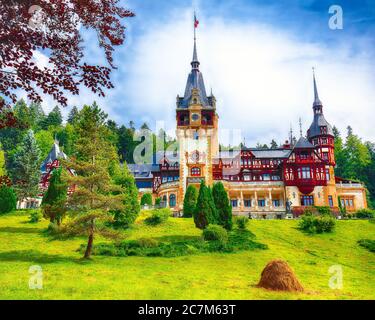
xmin=84 ymin=219 xmax=94 ymax=259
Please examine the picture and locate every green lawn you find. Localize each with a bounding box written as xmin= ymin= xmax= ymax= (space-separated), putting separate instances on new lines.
xmin=0 ymin=211 xmax=374 ymax=300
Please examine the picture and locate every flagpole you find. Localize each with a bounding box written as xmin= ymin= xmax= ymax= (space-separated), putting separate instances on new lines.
xmin=194 ymin=11 xmax=196 ymax=42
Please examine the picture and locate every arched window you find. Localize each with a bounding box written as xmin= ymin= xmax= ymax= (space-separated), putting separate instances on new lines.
xmin=169 ymin=194 xmax=176 ymax=207
xmin=191 ymin=167 xmax=201 ymax=176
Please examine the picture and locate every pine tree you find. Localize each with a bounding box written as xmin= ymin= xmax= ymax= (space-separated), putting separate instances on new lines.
xmin=183 ymin=185 xmax=198 ymax=218
xmin=212 ymin=182 xmax=233 ymax=230
xmin=40 ymin=106 xmax=63 ymax=129
xmin=13 ymin=99 xmax=32 ymax=128
xmin=12 ymin=129 xmax=41 ymax=202
xmin=62 ymin=103 xmax=124 ymax=259
xmin=67 ymin=106 xmax=79 ymax=124
xmin=111 ymin=163 xmax=140 ymax=228
xmin=207 ymin=186 xmax=219 ymax=223
xmin=194 ymin=181 xmax=217 ymax=229
xmin=29 ymin=102 xmax=45 ymax=129
xmin=41 ymin=167 xmax=68 ymax=226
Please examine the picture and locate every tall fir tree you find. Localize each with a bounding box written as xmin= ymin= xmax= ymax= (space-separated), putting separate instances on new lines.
xmin=12 ymin=129 xmax=41 ymax=202
xmin=40 ymin=106 xmax=63 ymax=129
xmin=207 ymin=186 xmax=219 ymax=223
xmin=212 ymin=182 xmax=233 ymax=230
xmin=41 ymin=167 xmax=68 ymax=226
xmin=29 ymin=102 xmax=45 ymax=129
xmin=62 ymin=103 xmax=123 ymax=259
xmin=67 ymin=106 xmax=79 ymax=124
xmin=194 ymin=181 xmax=217 ymax=229
xmin=183 ymin=185 xmax=198 ymax=218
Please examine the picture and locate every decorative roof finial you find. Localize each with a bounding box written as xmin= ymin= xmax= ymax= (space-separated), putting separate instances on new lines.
xmin=289 ymin=124 xmax=293 ymax=145
xmin=299 ymin=117 xmax=303 ymax=138
xmin=313 ymin=67 xmax=322 ymax=107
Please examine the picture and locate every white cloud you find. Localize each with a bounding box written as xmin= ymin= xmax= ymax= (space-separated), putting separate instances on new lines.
xmin=118 ymin=8 xmax=375 ymax=145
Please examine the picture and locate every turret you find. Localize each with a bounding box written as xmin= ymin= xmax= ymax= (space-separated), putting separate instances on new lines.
xmin=307 ymin=69 xmax=335 ymax=166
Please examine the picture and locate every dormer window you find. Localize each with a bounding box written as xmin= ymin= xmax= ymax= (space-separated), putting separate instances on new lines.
xmin=320 ymin=126 xmax=327 ymax=134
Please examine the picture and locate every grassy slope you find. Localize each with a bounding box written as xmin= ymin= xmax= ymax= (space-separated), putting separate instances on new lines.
xmin=0 ymin=212 xmax=374 ymax=300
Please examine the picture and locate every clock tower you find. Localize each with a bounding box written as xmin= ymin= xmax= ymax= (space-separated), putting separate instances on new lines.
xmin=176 ymin=29 xmax=219 ymax=206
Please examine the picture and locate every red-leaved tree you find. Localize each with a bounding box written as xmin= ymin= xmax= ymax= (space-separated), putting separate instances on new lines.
xmin=0 ymin=0 xmax=134 ymax=127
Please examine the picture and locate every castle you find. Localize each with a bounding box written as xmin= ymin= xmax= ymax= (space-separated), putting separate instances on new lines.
xmin=129 ymin=27 xmax=368 ymax=218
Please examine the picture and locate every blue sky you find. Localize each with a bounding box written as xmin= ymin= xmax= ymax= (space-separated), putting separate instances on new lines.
xmin=36 ymin=0 xmax=375 ymax=145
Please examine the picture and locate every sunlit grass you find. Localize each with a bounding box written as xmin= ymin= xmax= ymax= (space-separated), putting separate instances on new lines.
xmin=0 ymin=211 xmax=374 ymax=300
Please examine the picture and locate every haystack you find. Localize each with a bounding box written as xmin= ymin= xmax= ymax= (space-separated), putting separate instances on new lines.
xmin=257 ymin=260 xmax=304 ymax=292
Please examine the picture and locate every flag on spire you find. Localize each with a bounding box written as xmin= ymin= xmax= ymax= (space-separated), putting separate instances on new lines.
xmin=194 ymin=13 xmax=199 ymax=28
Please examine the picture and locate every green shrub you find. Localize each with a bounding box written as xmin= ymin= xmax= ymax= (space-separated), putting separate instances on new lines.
xmin=80 ymin=226 xmax=267 ymax=258
xmin=299 ymin=213 xmax=336 ymax=234
xmin=29 ymin=210 xmax=42 ymax=223
xmin=137 ymin=238 xmax=159 ymax=248
xmin=315 ymin=206 xmax=332 ymax=216
xmin=140 ymin=193 xmax=153 ymax=206
xmin=356 ymin=209 xmax=375 ymax=219
xmin=235 ymin=216 xmax=249 ymax=230
xmin=358 ymin=239 xmax=375 ymax=253
xmin=203 ymin=225 xmax=228 ymax=243
xmin=0 ymin=184 xmax=17 ymax=214
xmin=154 ymin=198 xmax=161 ymax=207
xmin=144 ymin=208 xmax=171 ymax=226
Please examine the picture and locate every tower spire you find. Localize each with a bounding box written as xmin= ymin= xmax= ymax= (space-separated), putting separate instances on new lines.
xmin=299 ymin=117 xmax=303 ymax=138
xmin=313 ymin=67 xmax=322 ymax=108
xmin=191 ymin=12 xmax=200 ymax=70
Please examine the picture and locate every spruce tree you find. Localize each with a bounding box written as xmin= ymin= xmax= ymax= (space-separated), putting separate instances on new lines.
xmin=12 ymin=129 xmax=41 ymax=202
xmin=111 ymin=163 xmax=140 ymax=228
xmin=62 ymin=103 xmax=124 ymax=259
xmin=194 ymin=181 xmax=217 ymax=229
xmin=183 ymin=185 xmax=198 ymax=218
xmin=212 ymin=182 xmax=233 ymax=230
xmin=41 ymin=167 xmax=68 ymax=226
xmin=207 ymin=186 xmax=219 ymax=223
xmin=67 ymin=106 xmax=79 ymax=124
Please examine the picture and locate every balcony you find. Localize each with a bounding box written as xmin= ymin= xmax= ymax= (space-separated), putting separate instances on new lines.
xmin=336 ymin=182 xmax=364 ymax=189
xmin=187 ymin=177 xmax=205 ymax=184
xmin=158 ymin=181 xmax=179 ymax=191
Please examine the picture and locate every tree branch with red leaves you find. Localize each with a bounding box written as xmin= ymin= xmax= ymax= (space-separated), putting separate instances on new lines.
xmin=0 ymin=0 xmax=134 ymax=120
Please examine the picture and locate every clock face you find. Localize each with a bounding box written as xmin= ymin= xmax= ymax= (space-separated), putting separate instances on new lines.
xmin=192 ymin=113 xmax=200 ymax=121
xmin=191 ymin=151 xmax=200 ymax=162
